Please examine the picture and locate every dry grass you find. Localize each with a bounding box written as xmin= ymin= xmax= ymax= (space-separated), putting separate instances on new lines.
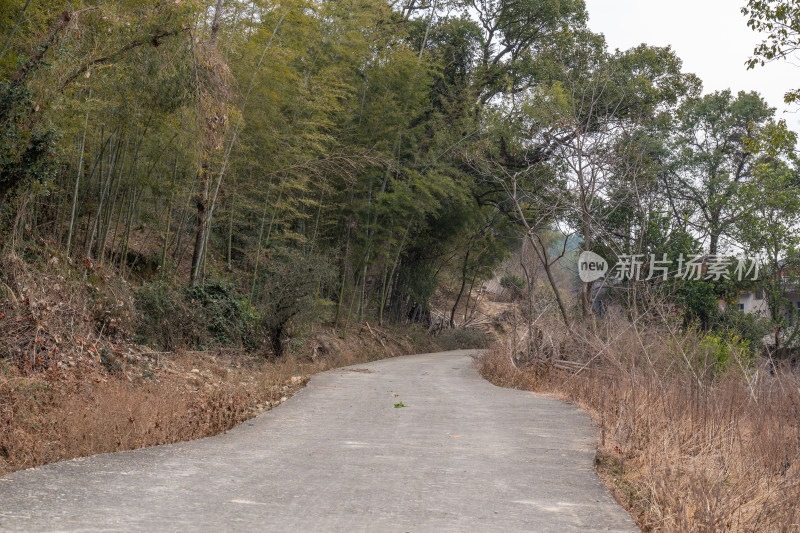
xmin=0 ymin=249 xmax=461 ymax=476
xmin=0 ymin=323 xmax=439 ymax=476
xmin=478 ymin=315 xmax=800 ymax=532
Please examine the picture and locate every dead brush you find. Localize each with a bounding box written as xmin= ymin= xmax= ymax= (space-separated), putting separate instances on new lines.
xmin=479 ymin=312 xmax=800 ymax=532
xmin=0 ymin=322 xmax=439 ymax=476
xmin=0 ymin=252 xmax=133 ymax=371
xmin=0 ymin=247 xmax=474 ymax=476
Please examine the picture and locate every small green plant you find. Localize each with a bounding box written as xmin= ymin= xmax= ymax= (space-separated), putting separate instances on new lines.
xmin=500 ymin=274 xmax=527 ymax=299
xmin=393 ymin=402 xmax=406 ymax=408
xmin=500 ymin=273 xmax=526 ymax=291
xmin=699 ymin=332 xmax=753 ymax=374
xmin=712 ymin=309 xmax=771 ymax=354
xmin=134 ymin=280 xmax=258 ymax=351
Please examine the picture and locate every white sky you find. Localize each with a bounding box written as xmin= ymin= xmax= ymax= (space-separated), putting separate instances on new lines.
xmin=583 ymin=0 xmax=800 ymax=132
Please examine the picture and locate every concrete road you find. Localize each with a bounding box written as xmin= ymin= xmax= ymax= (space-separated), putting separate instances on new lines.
xmin=0 ymin=350 xmax=637 ymax=532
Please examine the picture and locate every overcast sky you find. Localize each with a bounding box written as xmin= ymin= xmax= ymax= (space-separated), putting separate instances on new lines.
xmin=583 ymin=0 xmax=800 ymax=131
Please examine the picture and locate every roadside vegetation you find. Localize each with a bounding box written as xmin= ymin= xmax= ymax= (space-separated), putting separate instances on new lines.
xmin=472 ymin=2 xmax=800 ymax=529
xmin=0 ymin=242 xmax=485 ymax=475
xmin=479 ymin=308 xmax=800 ymax=531
xmin=2 ymin=325 xmax=479 ymax=476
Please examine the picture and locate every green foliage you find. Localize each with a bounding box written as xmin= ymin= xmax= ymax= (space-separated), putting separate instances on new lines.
xmin=500 ymin=274 xmax=526 ymax=293
xmin=257 ymin=250 xmax=337 ymax=357
xmin=734 ymin=154 xmax=800 ymax=344
xmin=134 ymin=281 xmax=254 ymax=352
xmin=743 ymin=0 xmax=800 ymax=103
xmin=712 ymin=309 xmax=772 ymax=354
xmin=665 ymin=90 xmax=775 ymax=254
xmin=699 ymin=332 xmax=754 ymax=374
xmin=673 ymin=280 xmax=722 ymax=330
xmin=0 ymin=83 xmax=59 ymax=205
xmin=736 ymin=161 xmax=800 ymax=262
xmin=661 ymin=91 xmax=775 ymax=255
xmin=185 ymin=282 xmax=249 ymax=347
xmin=744 ymin=119 xmax=798 ymax=157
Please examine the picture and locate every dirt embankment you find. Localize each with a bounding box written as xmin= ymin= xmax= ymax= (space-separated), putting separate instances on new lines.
xmin=0 ymin=322 xmax=453 ymax=476
xmin=0 ymin=251 xmax=479 ymax=476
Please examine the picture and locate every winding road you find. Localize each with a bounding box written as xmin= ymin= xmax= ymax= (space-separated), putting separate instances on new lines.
xmin=0 ymin=350 xmax=637 ymax=532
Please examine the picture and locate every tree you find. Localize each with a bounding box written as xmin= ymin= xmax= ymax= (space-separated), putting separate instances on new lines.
xmin=662 ymin=90 xmax=775 ymax=255
xmin=735 ymin=160 xmax=800 ymax=350
xmin=461 ymin=0 xmax=588 ymax=105
xmin=484 ymin=33 xmax=697 ymax=322
xmin=447 ymin=206 xmax=514 ymax=327
xmin=744 ymin=0 xmax=800 ymax=103
xmin=259 ymin=250 xmax=336 ymax=358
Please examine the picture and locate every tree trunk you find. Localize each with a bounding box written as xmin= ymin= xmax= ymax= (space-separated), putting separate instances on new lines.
xmin=464 ymin=273 xmax=478 ymax=323
xmin=271 ymin=325 xmax=284 ymax=358
xmin=190 ymin=162 xmax=210 ymax=286
xmin=580 ymin=201 xmax=593 ymax=320
xmin=66 ymin=91 xmax=91 ymax=255
xmin=247 ymin=181 xmax=274 ymax=310
xmin=450 ymin=247 xmax=471 ymax=328
xmin=709 ymin=232 xmax=719 ymax=256
xmin=210 ymin=0 xmax=224 ymax=43
xmin=335 ymin=220 xmax=352 ymax=329
xmin=529 ymin=233 xmax=572 ymax=331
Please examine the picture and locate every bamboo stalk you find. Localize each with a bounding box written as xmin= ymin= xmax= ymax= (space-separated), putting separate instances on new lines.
xmin=66 ymin=91 xmax=91 ymax=255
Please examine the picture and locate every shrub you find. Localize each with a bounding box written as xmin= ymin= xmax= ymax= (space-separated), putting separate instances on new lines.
xmin=134 ymin=281 xmax=256 ymax=351
xmin=185 ymin=282 xmax=249 ymax=347
xmin=712 ymin=308 xmax=771 ymax=354
xmin=699 ymin=331 xmax=753 ymax=374
xmin=257 ymin=251 xmax=337 ymax=358
xmin=134 ymin=282 xmax=193 ymax=350
xmin=500 ymin=274 xmax=526 ymax=291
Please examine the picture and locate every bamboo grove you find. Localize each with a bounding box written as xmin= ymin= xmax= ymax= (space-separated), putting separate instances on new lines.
xmin=1 ymin=0 xmax=799 ymax=355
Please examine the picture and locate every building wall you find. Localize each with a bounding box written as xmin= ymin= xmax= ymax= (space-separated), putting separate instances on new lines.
xmin=738 ymin=291 xmax=800 ymax=318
